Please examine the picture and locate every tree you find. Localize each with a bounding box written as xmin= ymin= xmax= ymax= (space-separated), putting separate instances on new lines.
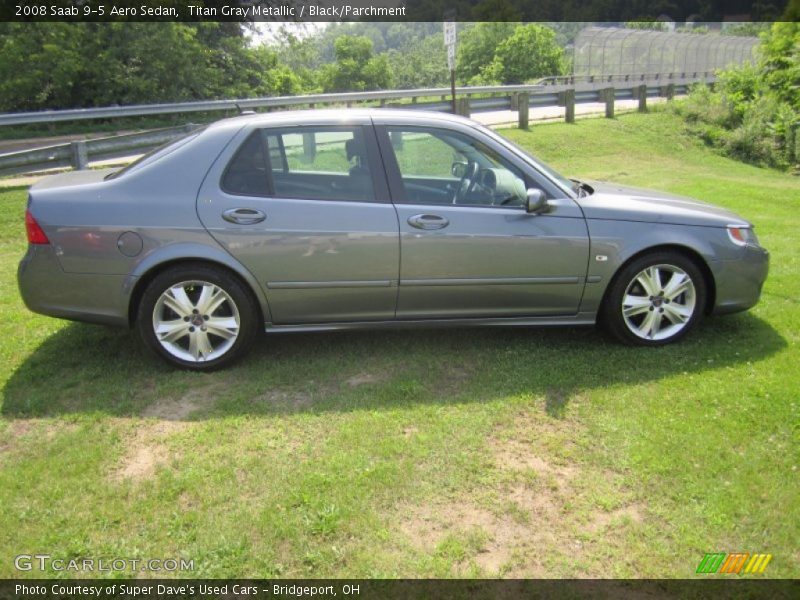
xmin=484 ymin=24 xmax=565 ymax=84
xmin=0 ymin=22 xmax=303 ymax=111
xmin=457 ymin=23 xmax=519 ymax=84
xmin=387 ymin=36 xmax=449 ymax=89
xmin=322 ymin=35 xmax=393 ymax=92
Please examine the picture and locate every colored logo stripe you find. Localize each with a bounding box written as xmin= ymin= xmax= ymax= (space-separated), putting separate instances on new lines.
xmin=720 ymin=553 xmax=749 ymax=573
xmin=696 ymin=553 xmax=726 ymax=573
xmin=744 ymin=554 xmax=773 ymax=574
xmin=696 ymin=553 xmax=773 ymax=574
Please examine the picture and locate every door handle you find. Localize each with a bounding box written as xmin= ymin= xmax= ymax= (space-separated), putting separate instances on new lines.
xmin=221 ymin=208 xmax=266 ymax=225
xmin=408 ymin=214 xmax=449 ymax=230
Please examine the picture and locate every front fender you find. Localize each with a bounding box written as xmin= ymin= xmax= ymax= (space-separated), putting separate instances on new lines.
xmin=579 ymin=220 xmax=741 ymax=314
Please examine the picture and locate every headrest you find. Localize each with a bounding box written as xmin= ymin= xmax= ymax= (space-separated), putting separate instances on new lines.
xmin=345 ymin=138 xmax=365 ymax=161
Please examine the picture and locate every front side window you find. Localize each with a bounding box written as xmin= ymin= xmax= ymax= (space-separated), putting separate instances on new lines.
xmin=386 ymin=127 xmax=530 ymax=207
xmin=221 ymin=126 xmax=375 ymax=202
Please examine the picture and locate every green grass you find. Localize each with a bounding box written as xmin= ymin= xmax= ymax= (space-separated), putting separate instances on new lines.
xmin=0 ymin=110 xmax=798 ymax=579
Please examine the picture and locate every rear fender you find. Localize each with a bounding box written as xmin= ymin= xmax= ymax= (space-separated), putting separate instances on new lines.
xmin=123 ymin=242 xmax=272 ymax=325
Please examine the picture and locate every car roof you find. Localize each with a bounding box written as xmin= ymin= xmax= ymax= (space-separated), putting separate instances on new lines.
xmin=205 ymin=108 xmax=478 ymax=133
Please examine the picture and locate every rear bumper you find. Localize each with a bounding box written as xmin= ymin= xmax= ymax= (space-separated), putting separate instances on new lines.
xmin=711 ymin=244 xmax=769 ymax=315
xmin=18 ymin=244 xmax=131 ymax=327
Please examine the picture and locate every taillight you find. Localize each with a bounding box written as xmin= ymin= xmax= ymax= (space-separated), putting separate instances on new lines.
xmin=25 ymin=209 xmax=49 ymax=245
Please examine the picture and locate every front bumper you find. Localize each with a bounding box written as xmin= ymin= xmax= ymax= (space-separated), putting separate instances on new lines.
xmin=18 ymin=244 xmax=131 ymax=326
xmin=711 ymin=244 xmax=769 ymax=315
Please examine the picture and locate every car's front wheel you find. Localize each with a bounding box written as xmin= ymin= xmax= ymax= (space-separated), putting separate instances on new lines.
xmin=137 ymin=264 xmax=259 ymax=370
xmin=601 ymin=251 xmax=707 ymax=346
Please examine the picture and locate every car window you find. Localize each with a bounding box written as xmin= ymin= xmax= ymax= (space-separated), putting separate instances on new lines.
xmin=107 ymin=129 xmax=203 ymax=180
xmin=386 ymin=127 xmax=530 ymax=208
xmin=222 ymin=126 xmax=376 ymax=202
xmin=221 ymin=131 xmax=270 ymax=196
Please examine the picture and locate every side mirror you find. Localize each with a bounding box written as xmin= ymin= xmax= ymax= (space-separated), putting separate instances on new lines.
xmin=451 ymin=161 xmax=468 ymax=178
xmin=525 ymin=188 xmax=548 ymax=213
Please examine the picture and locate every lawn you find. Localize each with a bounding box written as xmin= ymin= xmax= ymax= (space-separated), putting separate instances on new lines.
xmin=0 ymin=110 xmax=797 ymax=579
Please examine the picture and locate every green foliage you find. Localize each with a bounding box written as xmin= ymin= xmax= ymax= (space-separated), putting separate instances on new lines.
xmin=457 ymin=23 xmax=519 ymax=84
xmin=0 ymin=21 xmax=571 ymax=110
xmin=321 ymin=35 xmax=393 ymax=93
xmin=0 ymin=23 xmax=300 ymax=111
xmin=387 ymin=36 xmax=449 ymax=90
xmin=674 ymin=22 xmax=800 ymax=170
xmin=483 ymin=24 xmax=565 ymax=84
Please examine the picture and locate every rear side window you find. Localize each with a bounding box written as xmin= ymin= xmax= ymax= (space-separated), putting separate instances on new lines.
xmin=221 ymin=131 xmax=270 ymax=196
xmin=220 ymin=126 xmax=375 ymax=202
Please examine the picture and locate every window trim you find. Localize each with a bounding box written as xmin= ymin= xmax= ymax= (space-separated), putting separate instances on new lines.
xmin=218 ymin=124 xmax=390 ymax=204
xmin=374 ymin=124 xmax=566 ymax=208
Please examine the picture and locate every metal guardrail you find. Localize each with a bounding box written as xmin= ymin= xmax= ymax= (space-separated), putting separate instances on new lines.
xmin=0 ymin=84 xmax=548 ymax=127
xmin=0 ymin=74 xmax=715 ymax=177
xmin=0 ymin=73 xmax=713 ymax=128
xmin=0 ymin=124 xmax=200 ymax=176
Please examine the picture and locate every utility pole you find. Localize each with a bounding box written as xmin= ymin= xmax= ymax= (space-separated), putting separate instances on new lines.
xmin=443 ymin=18 xmax=457 ymax=114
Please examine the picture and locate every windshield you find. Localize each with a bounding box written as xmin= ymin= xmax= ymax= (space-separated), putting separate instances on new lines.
xmin=105 ymin=129 xmax=203 ymax=180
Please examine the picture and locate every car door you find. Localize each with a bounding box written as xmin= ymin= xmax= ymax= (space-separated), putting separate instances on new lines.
xmin=374 ymin=121 xmax=590 ymax=319
xmin=197 ymin=120 xmax=399 ymax=324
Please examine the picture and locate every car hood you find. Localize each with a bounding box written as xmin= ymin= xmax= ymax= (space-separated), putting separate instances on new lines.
xmin=30 ymin=168 xmax=117 ymax=191
xmin=575 ymin=181 xmax=750 ymax=228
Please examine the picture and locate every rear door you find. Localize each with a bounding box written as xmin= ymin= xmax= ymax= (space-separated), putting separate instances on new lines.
xmin=197 ymin=120 xmax=399 ymax=324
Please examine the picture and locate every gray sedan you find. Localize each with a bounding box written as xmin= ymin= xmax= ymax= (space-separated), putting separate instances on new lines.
xmin=18 ymin=110 xmax=769 ymax=369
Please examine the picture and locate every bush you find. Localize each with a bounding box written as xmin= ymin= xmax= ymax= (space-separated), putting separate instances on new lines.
xmin=672 ymin=23 xmax=799 ymax=171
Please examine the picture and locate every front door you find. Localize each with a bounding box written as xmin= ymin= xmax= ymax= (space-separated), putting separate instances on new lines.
xmin=197 ymin=122 xmax=399 ymax=324
xmin=376 ymin=124 xmax=589 ymax=319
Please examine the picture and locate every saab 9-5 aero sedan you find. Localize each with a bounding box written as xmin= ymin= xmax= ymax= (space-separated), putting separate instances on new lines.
xmin=19 ymin=110 xmax=769 ymax=369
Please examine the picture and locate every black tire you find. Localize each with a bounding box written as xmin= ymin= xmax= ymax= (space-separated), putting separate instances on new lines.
xmin=600 ymin=250 xmax=707 ymax=346
xmin=136 ymin=263 xmax=260 ymax=370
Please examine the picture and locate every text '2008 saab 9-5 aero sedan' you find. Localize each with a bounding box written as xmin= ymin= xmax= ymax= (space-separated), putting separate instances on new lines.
xmin=18 ymin=110 xmax=769 ymax=370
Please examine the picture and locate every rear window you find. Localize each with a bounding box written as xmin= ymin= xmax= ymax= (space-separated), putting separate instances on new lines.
xmin=105 ymin=129 xmax=203 ymax=180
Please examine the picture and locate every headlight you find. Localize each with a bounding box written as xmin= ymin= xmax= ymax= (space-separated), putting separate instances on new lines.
xmin=727 ymin=226 xmax=759 ymax=247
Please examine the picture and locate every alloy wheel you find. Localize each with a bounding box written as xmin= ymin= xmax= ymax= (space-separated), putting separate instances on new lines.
xmin=152 ymin=280 xmax=240 ymax=362
xmin=621 ymin=264 xmax=697 ymax=341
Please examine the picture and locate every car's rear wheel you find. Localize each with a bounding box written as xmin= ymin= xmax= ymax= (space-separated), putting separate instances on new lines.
xmin=137 ymin=264 xmax=259 ymax=370
xmin=601 ymin=251 xmax=707 ymax=346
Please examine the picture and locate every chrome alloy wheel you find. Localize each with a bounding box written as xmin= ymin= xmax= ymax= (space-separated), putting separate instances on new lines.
xmin=152 ymin=280 xmax=240 ymax=362
xmin=621 ymin=264 xmax=697 ymax=341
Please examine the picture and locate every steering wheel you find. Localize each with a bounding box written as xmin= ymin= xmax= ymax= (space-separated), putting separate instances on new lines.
xmin=453 ymin=161 xmax=479 ymax=204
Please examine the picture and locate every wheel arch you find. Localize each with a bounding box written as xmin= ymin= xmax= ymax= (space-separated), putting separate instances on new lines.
xmin=601 ymin=244 xmax=716 ymax=317
xmin=125 ymin=246 xmax=270 ymax=326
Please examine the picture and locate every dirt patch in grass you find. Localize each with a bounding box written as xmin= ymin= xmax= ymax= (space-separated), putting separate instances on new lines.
xmin=143 ymin=381 xmax=226 ymax=420
xmin=254 ymin=388 xmax=314 ymax=411
xmin=345 ymin=372 xmax=386 ymax=387
xmin=110 ymin=421 xmax=185 ymax=483
xmin=0 ymin=420 xmax=34 ymax=453
xmin=400 ymin=498 xmax=549 ymax=576
xmin=397 ymin=411 xmax=647 ymax=576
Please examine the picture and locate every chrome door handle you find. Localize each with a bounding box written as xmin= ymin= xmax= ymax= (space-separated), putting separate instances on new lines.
xmin=221 ymin=208 xmax=266 ymax=225
xmin=408 ymin=214 xmax=449 ymax=230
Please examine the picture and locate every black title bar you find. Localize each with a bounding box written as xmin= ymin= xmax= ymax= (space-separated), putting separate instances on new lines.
xmin=1 ymin=0 xmax=795 ymax=23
